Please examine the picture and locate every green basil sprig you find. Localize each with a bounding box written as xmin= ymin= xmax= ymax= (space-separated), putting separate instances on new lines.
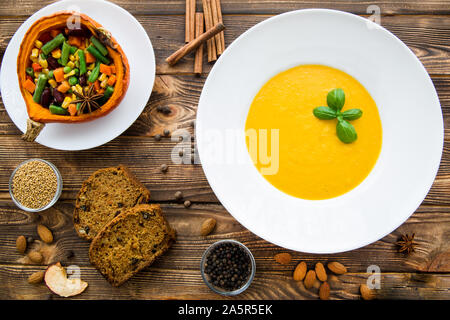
xmin=312 ymin=88 xmax=362 ymax=144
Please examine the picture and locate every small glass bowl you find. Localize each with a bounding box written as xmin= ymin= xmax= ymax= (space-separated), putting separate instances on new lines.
xmin=201 ymin=239 xmax=256 ymax=296
xmin=9 ymin=159 xmax=63 ymax=212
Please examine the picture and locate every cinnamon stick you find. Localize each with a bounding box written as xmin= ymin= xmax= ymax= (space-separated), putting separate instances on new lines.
xmin=194 ymin=12 xmax=204 ymax=75
xmin=202 ymin=0 xmax=217 ymax=62
xmin=210 ymin=0 xmax=224 ymax=55
xmin=215 ymin=0 xmax=226 ymax=54
xmin=185 ymin=0 xmax=196 ymax=43
xmin=166 ymin=22 xmax=225 ymax=66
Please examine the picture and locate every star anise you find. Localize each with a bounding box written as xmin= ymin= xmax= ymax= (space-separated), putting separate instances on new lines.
xmin=72 ymin=85 xmax=103 ymax=115
xmin=395 ymin=233 xmax=417 ymax=254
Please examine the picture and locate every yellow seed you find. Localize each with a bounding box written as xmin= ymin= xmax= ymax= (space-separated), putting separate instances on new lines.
xmin=34 ymin=40 xmax=43 ymax=49
xmin=67 ymin=61 xmax=75 ymax=69
xmin=38 ymin=58 xmax=48 ymax=69
xmin=48 ymin=79 xmax=57 ymax=88
xmin=99 ymin=73 xmax=107 ymax=82
xmin=41 ymin=68 xmax=49 ymax=75
xmin=69 ymin=54 xmax=75 ymax=62
xmin=64 ymin=70 xmax=76 ymax=79
xmin=31 ymin=48 xmax=39 ymax=58
xmin=51 ymin=49 xmax=61 ymax=59
xmin=62 ymin=96 xmax=72 ymax=109
xmin=75 ymin=84 xmax=83 ymax=94
xmin=100 ymin=79 xmax=108 ymax=88
xmin=87 ymin=63 xmax=95 ymax=70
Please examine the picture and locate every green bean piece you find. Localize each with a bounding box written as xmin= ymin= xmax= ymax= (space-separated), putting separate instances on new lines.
xmin=41 ymin=33 xmax=65 ymax=55
xmin=40 ymin=52 xmax=47 ymax=60
xmin=90 ymin=36 xmax=108 ymax=56
xmin=68 ymin=76 xmax=78 ymax=86
xmin=73 ymin=68 xmax=79 ymax=76
xmin=26 ymin=67 xmax=34 ymax=78
xmin=88 ymin=62 xmax=101 ymax=83
xmin=86 ymin=45 xmax=110 ymax=64
xmin=32 ymin=74 xmax=48 ymax=103
xmin=57 ymin=58 xmax=63 ymax=65
xmin=76 ymin=103 xmax=82 ymax=111
xmin=98 ymin=85 xmax=114 ymax=105
xmin=63 ymin=66 xmax=72 ymax=73
xmin=77 ymin=50 xmax=87 ymax=75
xmin=49 ymin=104 xmax=69 ymax=115
xmin=69 ymin=45 xmax=78 ymax=55
xmin=61 ymin=41 xmax=71 ymax=66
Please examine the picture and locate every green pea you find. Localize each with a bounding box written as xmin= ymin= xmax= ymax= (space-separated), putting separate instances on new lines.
xmin=68 ymin=76 xmax=78 ymax=86
xmin=26 ymin=67 xmax=34 ymax=78
xmin=63 ymin=66 xmax=72 ymax=73
xmin=47 ymin=70 xmax=54 ymax=79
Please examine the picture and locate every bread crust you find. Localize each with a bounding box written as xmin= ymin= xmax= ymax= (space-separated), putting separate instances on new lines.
xmin=89 ymin=204 xmax=176 ymax=286
xmin=73 ymin=165 xmax=150 ymax=240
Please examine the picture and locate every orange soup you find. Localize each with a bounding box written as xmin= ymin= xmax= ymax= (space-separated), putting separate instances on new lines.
xmin=245 ymin=65 xmax=382 ymax=200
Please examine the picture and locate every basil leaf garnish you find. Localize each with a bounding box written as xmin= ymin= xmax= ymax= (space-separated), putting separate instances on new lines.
xmin=313 ymin=106 xmax=337 ymax=120
xmin=336 ymin=119 xmax=357 ymax=144
xmin=327 ymin=88 xmax=345 ymax=111
xmin=342 ymin=108 xmax=363 ymax=121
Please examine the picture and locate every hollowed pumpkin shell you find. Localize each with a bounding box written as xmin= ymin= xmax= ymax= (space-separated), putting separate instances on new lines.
xmin=17 ymin=11 xmax=130 ymax=125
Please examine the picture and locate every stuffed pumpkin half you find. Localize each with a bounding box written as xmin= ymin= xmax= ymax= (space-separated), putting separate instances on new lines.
xmin=17 ymin=11 xmax=130 ymax=141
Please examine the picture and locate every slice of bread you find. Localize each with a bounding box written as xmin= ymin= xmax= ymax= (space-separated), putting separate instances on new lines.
xmin=89 ymin=204 xmax=176 ymax=286
xmin=74 ymin=165 xmax=150 ymax=240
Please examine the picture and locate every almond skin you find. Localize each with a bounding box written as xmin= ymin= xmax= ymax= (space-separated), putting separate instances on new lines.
xmin=327 ymin=261 xmax=347 ymax=275
xmin=315 ymin=262 xmax=328 ymax=282
xmin=293 ymin=261 xmax=307 ymax=281
xmin=28 ymin=251 xmax=43 ymax=264
xmin=319 ymin=282 xmax=330 ymax=300
xmin=274 ymin=252 xmax=292 ymax=265
xmin=16 ymin=235 xmax=27 ymax=254
xmin=200 ymin=218 xmax=216 ymax=236
xmin=360 ymin=284 xmax=376 ymax=300
xmin=37 ymin=224 xmax=53 ymax=244
xmin=28 ymin=271 xmax=45 ymax=284
xmin=304 ymin=270 xmax=316 ymax=289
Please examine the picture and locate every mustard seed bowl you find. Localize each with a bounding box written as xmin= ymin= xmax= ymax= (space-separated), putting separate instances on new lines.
xmin=9 ymin=159 xmax=63 ymax=212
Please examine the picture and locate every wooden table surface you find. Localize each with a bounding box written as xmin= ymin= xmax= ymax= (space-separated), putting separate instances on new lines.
xmin=0 ymin=0 xmax=449 ymax=300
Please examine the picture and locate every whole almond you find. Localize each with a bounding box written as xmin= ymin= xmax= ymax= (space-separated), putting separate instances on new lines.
xmin=28 ymin=271 xmax=45 ymax=284
xmin=200 ymin=218 xmax=216 ymax=236
xmin=293 ymin=261 xmax=307 ymax=281
xmin=28 ymin=251 xmax=43 ymax=264
xmin=327 ymin=261 xmax=347 ymax=275
xmin=315 ymin=262 xmax=328 ymax=282
xmin=274 ymin=252 xmax=292 ymax=265
xmin=16 ymin=235 xmax=27 ymax=254
xmin=360 ymin=284 xmax=376 ymax=300
xmin=319 ymin=282 xmax=330 ymax=300
xmin=37 ymin=224 xmax=53 ymax=244
xmin=304 ymin=270 xmax=316 ymax=289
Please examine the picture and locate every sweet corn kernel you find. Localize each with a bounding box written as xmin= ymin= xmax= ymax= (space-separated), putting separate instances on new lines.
xmin=98 ymin=73 xmax=107 ymax=82
xmin=69 ymin=54 xmax=75 ymax=62
xmin=34 ymin=40 xmax=43 ymax=49
xmin=48 ymin=79 xmax=57 ymax=88
xmin=62 ymin=96 xmax=72 ymax=109
xmin=87 ymin=63 xmax=95 ymax=70
xmin=100 ymin=79 xmax=108 ymax=88
xmin=42 ymin=68 xmax=49 ymax=75
xmin=31 ymin=48 xmax=39 ymax=58
xmin=38 ymin=57 xmax=48 ymax=69
xmin=67 ymin=61 xmax=75 ymax=69
xmin=51 ymin=49 xmax=61 ymax=59
xmin=71 ymin=92 xmax=77 ymax=100
xmin=30 ymin=56 xmax=38 ymax=63
xmin=64 ymin=70 xmax=76 ymax=78
xmin=75 ymin=84 xmax=83 ymax=94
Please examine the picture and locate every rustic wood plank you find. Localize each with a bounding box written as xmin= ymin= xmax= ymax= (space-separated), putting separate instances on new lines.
xmin=0 ymin=201 xmax=448 ymax=273
xmin=1 ymin=0 xmax=449 ymax=16
xmin=1 ymin=15 xmax=449 ymax=75
xmin=0 ymin=264 xmax=448 ymax=300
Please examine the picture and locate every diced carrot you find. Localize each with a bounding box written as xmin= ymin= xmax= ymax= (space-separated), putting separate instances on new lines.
xmin=78 ymin=38 xmax=86 ymax=49
xmin=68 ymin=104 xmax=78 ymax=116
xmin=107 ymin=75 xmax=116 ymax=86
xmin=53 ymin=68 xmax=65 ymax=82
xmin=57 ymin=81 xmax=71 ymax=93
xmin=85 ymin=51 xmax=96 ymax=63
xmin=97 ymin=88 xmax=105 ymax=95
xmin=93 ymin=80 xmax=100 ymax=91
xmin=110 ymin=65 xmax=116 ymax=74
xmin=32 ymin=62 xmax=42 ymax=72
xmin=50 ymin=29 xmax=60 ymax=38
xmin=99 ymin=64 xmax=111 ymax=76
xmin=68 ymin=36 xmax=82 ymax=47
xmin=23 ymin=79 xmax=36 ymax=93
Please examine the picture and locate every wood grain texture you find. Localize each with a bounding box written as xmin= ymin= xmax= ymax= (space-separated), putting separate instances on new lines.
xmin=1 ymin=15 xmax=449 ymax=75
xmin=1 ymin=0 xmax=450 ymax=16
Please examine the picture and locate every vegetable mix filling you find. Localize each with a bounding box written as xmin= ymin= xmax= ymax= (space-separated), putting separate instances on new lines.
xmin=24 ymin=27 xmax=116 ymax=116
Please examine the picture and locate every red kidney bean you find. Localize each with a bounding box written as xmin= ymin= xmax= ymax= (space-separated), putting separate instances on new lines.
xmin=52 ymin=88 xmax=65 ymax=104
xmin=79 ymin=74 xmax=87 ymax=87
xmin=40 ymin=88 xmax=52 ymax=108
xmin=47 ymin=56 xmax=60 ymax=70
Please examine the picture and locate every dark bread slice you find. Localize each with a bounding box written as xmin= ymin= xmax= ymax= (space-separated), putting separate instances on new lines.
xmin=74 ymin=165 xmax=150 ymax=240
xmin=89 ymin=204 xmax=176 ymax=286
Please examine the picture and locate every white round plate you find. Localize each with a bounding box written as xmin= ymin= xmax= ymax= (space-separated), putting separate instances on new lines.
xmin=0 ymin=0 xmax=155 ymax=150
xmin=196 ymin=9 xmax=443 ymax=253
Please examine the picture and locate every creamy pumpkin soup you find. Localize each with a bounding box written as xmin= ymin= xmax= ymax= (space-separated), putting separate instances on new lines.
xmin=245 ymin=64 xmax=382 ymax=200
